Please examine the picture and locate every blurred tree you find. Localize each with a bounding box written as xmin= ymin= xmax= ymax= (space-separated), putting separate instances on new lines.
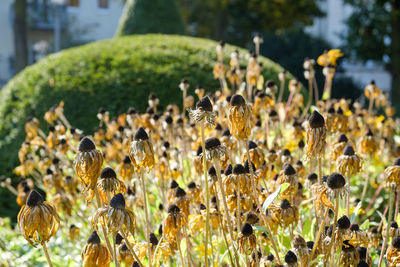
xmin=343 ymin=0 xmax=400 ymax=107
xmin=261 ymin=30 xmax=362 ymax=100
xmin=13 ymin=0 xmax=28 ymax=73
xmin=179 ymin=0 xmax=324 ymax=46
xmin=115 ymin=0 xmax=185 ymax=36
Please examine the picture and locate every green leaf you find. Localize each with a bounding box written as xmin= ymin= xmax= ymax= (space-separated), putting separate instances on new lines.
xmin=351 ymin=201 xmax=362 ymax=222
xmin=262 ymin=183 xmax=290 ymax=213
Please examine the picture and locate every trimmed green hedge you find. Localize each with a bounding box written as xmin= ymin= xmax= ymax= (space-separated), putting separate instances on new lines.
xmin=0 ymin=34 xmax=294 ymax=183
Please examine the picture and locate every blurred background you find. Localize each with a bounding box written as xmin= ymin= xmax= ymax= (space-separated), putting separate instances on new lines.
xmin=1 ymin=0 xmax=399 ymax=102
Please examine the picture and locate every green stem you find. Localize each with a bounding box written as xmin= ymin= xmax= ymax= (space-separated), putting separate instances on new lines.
xmin=378 ymin=188 xmax=395 ymax=267
xmin=41 ymin=242 xmax=53 ymax=267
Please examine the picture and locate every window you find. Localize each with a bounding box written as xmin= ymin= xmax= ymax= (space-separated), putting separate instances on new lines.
xmin=68 ymin=0 xmax=79 ymax=7
xmin=98 ymin=0 xmax=108 ymax=9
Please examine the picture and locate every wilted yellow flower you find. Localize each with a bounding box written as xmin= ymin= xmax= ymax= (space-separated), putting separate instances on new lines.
xmin=129 ymin=127 xmax=155 ymax=171
xmin=317 ymin=49 xmax=343 ymax=66
xmin=305 ymin=111 xmax=327 ymax=161
xmin=82 ymin=231 xmax=111 ymax=267
xmin=92 ymin=193 xmax=136 ymax=236
xmin=74 ymin=137 xmax=103 ymax=195
xmin=228 ymin=94 xmax=252 ymax=140
xmin=18 ymin=190 xmax=60 ymax=246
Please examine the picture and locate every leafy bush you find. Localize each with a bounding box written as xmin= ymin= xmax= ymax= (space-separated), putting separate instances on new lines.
xmin=0 ymin=34 xmax=293 ymax=215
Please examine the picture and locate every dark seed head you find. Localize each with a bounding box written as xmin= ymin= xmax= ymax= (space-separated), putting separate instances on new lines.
xmin=356 ymin=247 xmax=367 ymax=259
xmin=391 ymin=222 xmax=398 ymax=229
xmin=26 ymin=190 xmax=44 ymax=207
xmin=350 ymin=223 xmax=359 ymax=231
xmin=123 ymin=156 xmax=131 ymax=164
xmin=394 ymin=158 xmax=400 ymax=166
xmin=248 ymin=141 xmax=258 ymax=150
xmin=188 ymin=182 xmax=196 ymax=189
xmin=298 ymin=140 xmax=305 ymax=148
xmin=308 ymin=110 xmax=325 ymax=128
xmin=134 ymin=127 xmax=149 ymax=141
xmin=392 ymin=236 xmax=400 ymax=249
xmin=280 ymin=199 xmax=291 ymax=209
xmin=149 ymin=233 xmax=158 ymax=245
xmin=158 ymin=224 xmax=163 ymax=236
xmin=224 ymin=164 xmax=233 ymax=176
xmin=343 ymin=145 xmax=355 ymax=156
xmin=282 ymin=149 xmax=291 ymax=156
xmin=165 ymin=116 xmax=173 ymax=124
xmin=196 ymin=96 xmax=213 ymax=112
xmin=170 ymin=180 xmax=179 ymax=189
xmin=357 ymin=260 xmax=369 ymax=267
xmin=110 ymin=193 xmax=126 ymax=209
xmin=100 ymin=167 xmax=117 ymax=179
xmin=283 ymin=163 xmax=296 ymax=176
xmin=244 ymin=160 xmax=256 ymax=173
xmin=327 ymin=172 xmax=346 ymax=189
xmin=337 ymin=215 xmax=351 ymax=230
xmin=98 ymin=108 xmax=106 ymax=114
xmin=196 ymin=146 xmax=203 ymax=156
xmin=241 ymin=223 xmax=253 ymax=236
xmin=127 ymin=107 xmax=137 ymax=114
xmin=269 ymin=109 xmax=278 ymax=117
xmin=132 ymin=261 xmax=140 ymax=267
xmin=46 ymin=168 xmax=53 ymax=175
xmin=87 ymin=231 xmax=101 ymax=244
xmin=199 ymin=203 xmax=206 ymax=210
xmin=168 ymin=204 xmax=180 ymax=214
xmin=284 ymin=250 xmax=297 ymax=264
xmin=233 ymin=164 xmax=246 ymax=175
xmin=115 ymin=233 xmax=124 ymax=245
xmin=208 ymin=166 xmax=216 ymax=176
xmin=78 ymin=137 xmax=96 ymax=152
xmin=307 ymin=173 xmax=318 ymax=182
xmin=306 ymin=241 xmax=314 ymax=250
xmin=266 ymin=80 xmax=276 ymax=88
xmin=337 ymin=134 xmax=348 ymax=143
xmin=366 ymin=128 xmax=373 ymax=136
xmin=245 ymin=212 xmax=259 ymax=225
xmin=175 ymin=187 xmax=186 ymax=197
xmin=211 ymin=196 xmax=217 ymax=204
xmin=230 ymin=94 xmax=246 ymax=106
xmin=205 ymin=137 xmax=221 ymax=150
xmin=222 ymin=129 xmax=231 ymax=136
xmin=267 ymin=253 xmax=274 ymax=261
xmin=370 ymin=227 xmax=378 ymax=234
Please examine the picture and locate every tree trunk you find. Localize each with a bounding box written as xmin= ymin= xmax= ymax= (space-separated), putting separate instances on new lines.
xmin=13 ymin=0 xmax=28 ymax=74
xmin=391 ymin=0 xmax=400 ymax=109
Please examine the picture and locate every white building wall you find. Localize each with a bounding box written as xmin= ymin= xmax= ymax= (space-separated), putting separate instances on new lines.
xmin=66 ymin=0 xmax=124 ymax=41
xmin=0 ymin=0 xmax=15 ymax=84
xmin=0 ymin=0 xmax=125 ymax=86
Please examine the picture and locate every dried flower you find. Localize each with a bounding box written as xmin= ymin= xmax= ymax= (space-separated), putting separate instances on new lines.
xmin=18 ymin=190 xmax=60 ymax=246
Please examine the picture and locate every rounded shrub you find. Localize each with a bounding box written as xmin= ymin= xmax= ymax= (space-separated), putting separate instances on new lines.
xmin=0 ymin=34 xmax=296 ymax=179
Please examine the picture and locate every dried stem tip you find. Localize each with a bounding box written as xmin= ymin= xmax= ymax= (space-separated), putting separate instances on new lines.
xmin=327 ymin=172 xmax=346 ymax=189
xmin=78 ymin=137 xmax=96 ymax=152
xmin=205 ymin=137 xmax=221 ymax=150
xmin=308 ymin=110 xmax=325 ymax=128
xmin=134 ymin=127 xmax=149 ymax=141
xmin=26 ymin=190 xmax=44 ymax=207
xmin=110 ymin=193 xmax=126 ymax=209
xmin=196 ymin=96 xmax=213 ymax=112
